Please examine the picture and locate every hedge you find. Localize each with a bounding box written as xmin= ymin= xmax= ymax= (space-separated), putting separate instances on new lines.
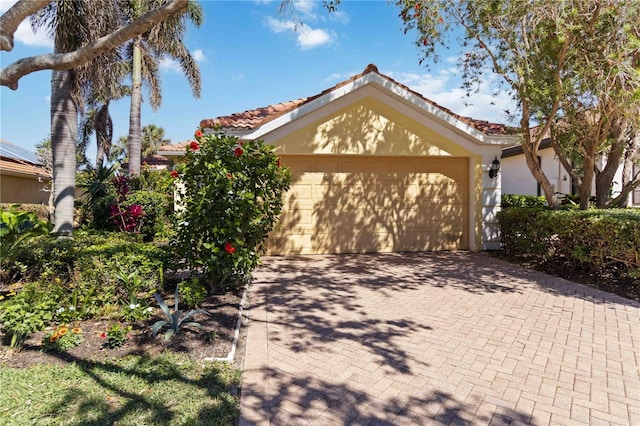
xmin=497 ymin=207 xmax=640 ymax=279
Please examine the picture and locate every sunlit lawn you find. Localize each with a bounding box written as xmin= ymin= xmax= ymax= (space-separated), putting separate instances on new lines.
xmin=0 ymin=353 xmax=241 ymax=426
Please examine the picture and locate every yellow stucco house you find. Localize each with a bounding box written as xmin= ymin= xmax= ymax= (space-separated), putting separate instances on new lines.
xmin=159 ymin=64 xmax=517 ymax=254
xmin=0 ymin=140 xmax=51 ymax=205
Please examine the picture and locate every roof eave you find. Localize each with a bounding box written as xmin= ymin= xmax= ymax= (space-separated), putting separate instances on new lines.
xmin=216 ymin=72 xmax=516 ymax=146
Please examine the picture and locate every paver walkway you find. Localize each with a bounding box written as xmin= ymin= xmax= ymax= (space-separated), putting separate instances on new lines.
xmin=239 ymin=252 xmax=640 ymax=425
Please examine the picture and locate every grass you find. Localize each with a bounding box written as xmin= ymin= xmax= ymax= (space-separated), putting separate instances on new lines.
xmin=0 ymin=352 xmax=241 ymax=425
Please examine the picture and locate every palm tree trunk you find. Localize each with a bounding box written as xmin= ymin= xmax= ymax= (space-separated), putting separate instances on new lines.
xmin=128 ymin=36 xmax=143 ymax=175
xmin=50 ymin=68 xmax=77 ymax=236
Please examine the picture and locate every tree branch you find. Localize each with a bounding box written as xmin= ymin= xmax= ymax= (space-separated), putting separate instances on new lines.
xmin=0 ymin=0 xmax=189 ymax=90
xmin=0 ymin=0 xmax=50 ymax=52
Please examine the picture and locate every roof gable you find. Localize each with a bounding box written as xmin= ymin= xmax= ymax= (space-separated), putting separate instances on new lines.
xmin=198 ymin=64 xmax=517 ymax=146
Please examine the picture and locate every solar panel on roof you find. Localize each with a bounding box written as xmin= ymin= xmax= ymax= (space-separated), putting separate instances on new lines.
xmin=0 ymin=140 xmax=41 ymax=165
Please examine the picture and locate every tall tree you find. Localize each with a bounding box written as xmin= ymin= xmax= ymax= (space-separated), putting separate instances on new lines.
xmin=113 ymin=123 xmax=170 ymax=165
xmin=396 ymin=0 xmax=640 ymax=209
xmin=122 ymin=0 xmax=203 ymax=175
xmin=1 ymin=0 xmax=191 ymax=236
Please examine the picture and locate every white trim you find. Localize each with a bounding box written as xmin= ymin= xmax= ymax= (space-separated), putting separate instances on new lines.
xmin=468 ymin=156 xmax=477 ymax=251
xmin=220 ymin=73 xmax=518 ymax=148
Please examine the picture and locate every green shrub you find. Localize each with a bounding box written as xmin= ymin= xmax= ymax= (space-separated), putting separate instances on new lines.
xmin=42 ymin=325 xmax=84 ymax=352
xmin=501 ymin=194 xmax=547 ymax=208
xmin=79 ymin=166 xmax=173 ymax=241
xmin=497 ymin=207 xmax=640 ymax=279
xmin=124 ymin=191 xmax=171 ymax=241
xmin=178 ymin=278 xmax=207 ymax=308
xmin=0 ymin=208 xmax=52 ymax=264
xmin=0 ymin=282 xmax=62 ymax=347
xmin=172 ymin=129 xmax=291 ymax=291
xmin=0 ymin=203 xmax=50 ymax=221
xmin=101 ymin=322 xmax=132 ymax=349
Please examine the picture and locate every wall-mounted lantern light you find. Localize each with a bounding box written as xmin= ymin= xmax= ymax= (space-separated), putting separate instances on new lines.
xmin=489 ymin=156 xmax=501 ymax=179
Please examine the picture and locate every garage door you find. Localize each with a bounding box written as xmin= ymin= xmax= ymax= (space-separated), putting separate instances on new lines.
xmin=267 ymin=155 xmax=469 ymax=254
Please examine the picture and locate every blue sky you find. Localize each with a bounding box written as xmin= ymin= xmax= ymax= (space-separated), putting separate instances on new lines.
xmin=0 ymin=0 xmax=514 ymax=163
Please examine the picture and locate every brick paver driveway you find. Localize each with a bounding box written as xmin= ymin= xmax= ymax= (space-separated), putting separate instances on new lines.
xmin=239 ymin=252 xmax=640 ymax=425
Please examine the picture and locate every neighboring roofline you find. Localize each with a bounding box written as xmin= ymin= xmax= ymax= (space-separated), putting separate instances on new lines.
xmin=501 ymin=138 xmax=553 ymax=158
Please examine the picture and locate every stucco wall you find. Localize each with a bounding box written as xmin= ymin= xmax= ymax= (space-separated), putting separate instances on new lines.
xmin=0 ymin=174 xmax=50 ymax=204
xmin=272 ymin=97 xmax=474 ymax=157
xmin=501 ymin=148 xmax=572 ymax=196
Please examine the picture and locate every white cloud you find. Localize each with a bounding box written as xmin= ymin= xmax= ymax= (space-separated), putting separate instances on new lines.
xmin=231 ymin=73 xmax=245 ymax=81
xmin=265 ymin=17 xmax=334 ymax=50
xmin=297 ymin=26 xmax=334 ymax=50
xmin=1 ymin=0 xmax=53 ymax=48
xmin=292 ymin=0 xmax=317 ymax=19
xmin=159 ymin=57 xmax=181 ymax=73
xmin=388 ymin=68 xmax=517 ymax=124
xmin=265 ymin=17 xmax=296 ymax=33
xmin=329 ymin=10 xmax=349 ymax=24
xmin=193 ymin=49 xmax=205 ymax=62
xmin=14 ymin=20 xmax=53 ymax=48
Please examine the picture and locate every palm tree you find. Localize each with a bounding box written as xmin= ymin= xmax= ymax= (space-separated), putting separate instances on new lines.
xmin=122 ymin=0 xmax=203 ymax=175
xmin=141 ymin=124 xmax=170 ymax=157
xmin=33 ymin=0 xmax=123 ymax=235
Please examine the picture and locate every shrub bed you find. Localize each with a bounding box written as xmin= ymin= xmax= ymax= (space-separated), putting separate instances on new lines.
xmin=497 ymin=207 xmax=640 ymax=299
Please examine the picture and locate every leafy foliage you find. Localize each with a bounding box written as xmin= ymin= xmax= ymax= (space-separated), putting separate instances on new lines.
xmin=0 ymin=282 xmax=62 ymax=348
xmin=396 ymin=0 xmax=640 ymax=209
xmin=79 ymin=166 xmax=173 ymax=241
xmin=0 ymin=208 xmax=52 ymax=260
xmin=101 ymin=322 xmax=132 ymax=349
xmin=42 ymin=325 xmax=84 ymax=352
xmin=151 ymin=288 xmax=209 ymax=340
xmin=172 ymin=129 xmax=291 ymax=291
xmin=501 ymin=194 xmax=547 ymax=209
xmin=497 ymin=207 xmax=640 ymax=282
xmin=178 ymin=278 xmax=208 ymax=308
xmin=0 ymin=231 xmax=166 ymax=346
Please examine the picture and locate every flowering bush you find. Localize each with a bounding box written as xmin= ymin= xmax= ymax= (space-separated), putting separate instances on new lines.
xmin=42 ymin=325 xmax=84 ymax=352
xmin=121 ymin=302 xmax=154 ymax=322
xmin=172 ymin=128 xmax=291 ymax=290
xmin=101 ymin=323 xmax=132 ymax=349
xmin=110 ymin=175 xmax=145 ymax=233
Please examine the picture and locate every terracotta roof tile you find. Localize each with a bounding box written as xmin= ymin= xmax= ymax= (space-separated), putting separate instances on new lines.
xmin=199 ymin=63 xmax=513 ymax=136
xmin=158 ymin=141 xmax=189 ymax=152
xmin=0 ymin=158 xmax=51 ymax=177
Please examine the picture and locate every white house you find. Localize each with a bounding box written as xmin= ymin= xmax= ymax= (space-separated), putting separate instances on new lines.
xmin=501 ymin=138 xmax=640 ymax=207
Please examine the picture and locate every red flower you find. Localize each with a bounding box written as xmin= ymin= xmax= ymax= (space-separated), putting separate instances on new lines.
xmin=234 ymin=147 xmax=244 ymax=156
xmin=194 ymin=129 xmax=204 ymax=139
xmin=224 ymin=242 xmax=236 ymax=254
xmin=189 ymin=141 xmax=199 ymax=151
xmin=129 ymin=204 xmax=144 ymax=219
xmin=226 ymin=173 xmax=233 ymax=179
xmin=100 ymin=332 xmax=106 ymax=339
xmin=170 ymin=170 xmax=179 ymax=178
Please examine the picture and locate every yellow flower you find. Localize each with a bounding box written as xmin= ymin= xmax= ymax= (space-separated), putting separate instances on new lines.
xmin=50 ymin=334 xmax=58 ymax=343
xmin=71 ymin=327 xmax=81 ymax=334
xmin=55 ymin=277 xmax=61 ymax=283
xmin=0 ymin=295 xmax=4 ymax=301
xmin=58 ymin=327 xmax=68 ymax=336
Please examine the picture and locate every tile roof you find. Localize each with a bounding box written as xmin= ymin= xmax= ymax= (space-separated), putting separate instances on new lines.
xmin=0 ymin=158 xmax=51 ymax=178
xmin=199 ymin=64 xmax=513 ymax=136
xmin=0 ymin=140 xmax=50 ymax=178
xmin=158 ymin=142 xmax=189 ymax=153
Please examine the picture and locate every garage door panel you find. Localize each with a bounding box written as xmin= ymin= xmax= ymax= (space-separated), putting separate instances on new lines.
xmin=268 ymin=155 xmax=469 ymax=254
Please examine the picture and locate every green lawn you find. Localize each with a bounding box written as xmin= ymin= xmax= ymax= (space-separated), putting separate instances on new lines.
xmin=0 ymin=353 xmax=240 ymax=426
